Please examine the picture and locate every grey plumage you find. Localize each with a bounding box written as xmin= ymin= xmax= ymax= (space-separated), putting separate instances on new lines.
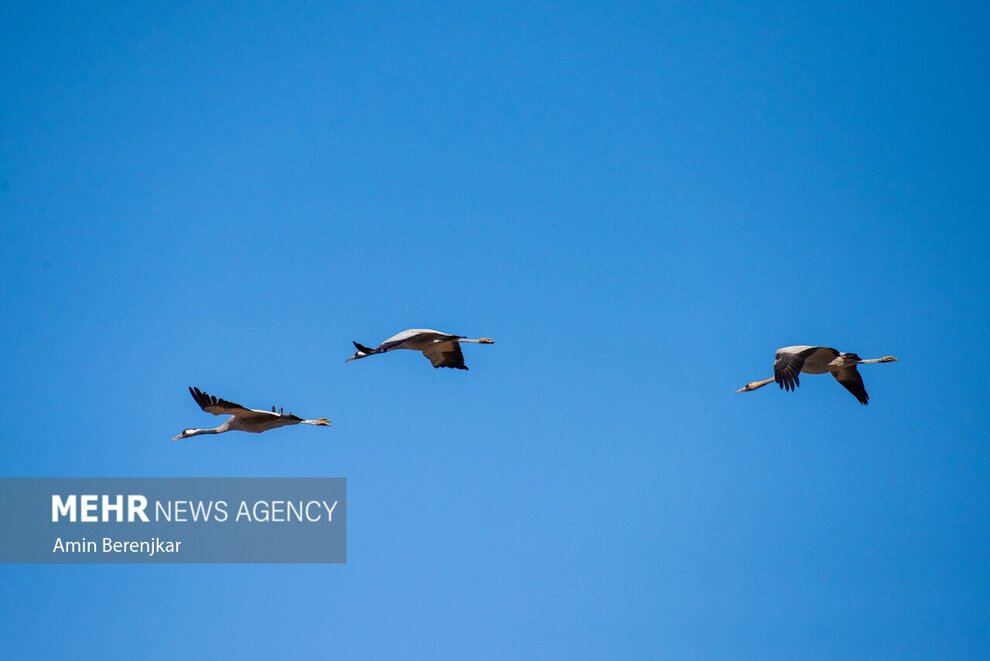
xmin=173 ymin=386 xmax=331 ymax=440
xmin=346 ymin=328 xmax=495 ymax=370
xmin=738 ymin=346 xmax=897 ymax=405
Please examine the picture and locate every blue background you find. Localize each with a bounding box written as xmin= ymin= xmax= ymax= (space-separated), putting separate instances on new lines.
xmin=1 ymin=2 xmax=988 ymax=658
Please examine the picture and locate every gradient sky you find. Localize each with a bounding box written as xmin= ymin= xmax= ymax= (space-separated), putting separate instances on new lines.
xmin=1 ymin=2 xmax=988 ymax=659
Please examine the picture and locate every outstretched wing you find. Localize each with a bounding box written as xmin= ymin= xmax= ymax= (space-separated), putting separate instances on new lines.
xmin=188 ymin=387 xmax=305 ymax=430
xmin=377 ymin=329 xmax=450 ymax=352
xmin=773 ymin=349 xmax=814 ymax=391
xmin=832 ymin=366 xmax=869 ymax=405
xmin=188 ymin=386 xmax=255 ymax=416
xmin=422 ymin=341 xmax=468 ymax=370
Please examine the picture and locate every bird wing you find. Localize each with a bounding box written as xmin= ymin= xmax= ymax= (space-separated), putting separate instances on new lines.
xmin=188 ymin=387 xmax=308 ymax=432
xmin=241 ymin=412 xmax=304 ymax=431
xmin=188 ymin=386 xmax=255 ymax=416
xmin=422 ymin=340 xmax=468 ymax=370
xmin=257 ymin=408 xmax=303 ymax=423
xmin=378 ymin=329 xmax=451 ymax=352
xmin=773 ymin=347 xmax=817 ymax=392
xmin=831 ymin=366 xmax=870 ymax=405
xmin=188 ymin=386 xmax=284 ymax=422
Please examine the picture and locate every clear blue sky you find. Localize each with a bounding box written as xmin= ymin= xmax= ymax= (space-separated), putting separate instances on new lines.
xmin=1 ymin=2 xmax=988 ymax=658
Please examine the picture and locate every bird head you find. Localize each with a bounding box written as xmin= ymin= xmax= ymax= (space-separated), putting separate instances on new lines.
xmin=478 ymin=337 xmax=495 ymax=344
xmin=880 ymin=356 xmax=898 ymax=362
xmin=315 ymin=418 xmax=332 ymax=426
xmin=172 ymin=429 xmax=194 ymax=441
xmin=346 ymin=341 xmax=375 ymax=363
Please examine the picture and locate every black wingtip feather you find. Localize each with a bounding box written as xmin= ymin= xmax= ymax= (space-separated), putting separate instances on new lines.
xmin=188 ymin=386 xmax=210 ymax=411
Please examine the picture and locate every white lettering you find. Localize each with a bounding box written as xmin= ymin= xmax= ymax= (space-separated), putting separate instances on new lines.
xmin=305 ymin=500 xmax=322 ymax=522
xmin=128 ymin=495 xmax=149 ymax=522
xmin=52 ymin=495 xmax=75 ymax=522
xmin=102 ymin=494 xmax=124 ymax=522
xmin=80 ymin=494 xmax=99 ymax=522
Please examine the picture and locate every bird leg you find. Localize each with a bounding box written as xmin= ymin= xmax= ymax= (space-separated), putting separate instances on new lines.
xmin=300 ymin=418 xmax=332 ymax=426
xmin=859 ymin=356 xmax=897 ymax=364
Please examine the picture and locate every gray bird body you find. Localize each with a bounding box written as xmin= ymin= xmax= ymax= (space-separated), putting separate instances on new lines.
xmin=173 ymin=387 xmax=331 ymax=440
xmin=346 ymin=328 xmax=495 ymax=370
xmin=737 ymin=346 xmax=897 ymax=405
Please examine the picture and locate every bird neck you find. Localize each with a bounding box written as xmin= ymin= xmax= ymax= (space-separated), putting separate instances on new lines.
xmin=747 ymin=377 xmax=776 ymax=390
xmin=190 ymin=427 xmax=223 ymax=437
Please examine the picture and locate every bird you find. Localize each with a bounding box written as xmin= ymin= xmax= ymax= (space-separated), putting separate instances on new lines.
xmin=736 ymin=346 xmax=897 ymax=405
xmin=172 ymin=386 xmax=331 ymax=440
xmin=345 ymin=328 xmax=495 ymax=370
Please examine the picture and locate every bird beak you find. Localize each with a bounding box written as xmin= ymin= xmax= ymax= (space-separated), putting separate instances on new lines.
xmin=735 ymin=386 xmax=748 ymax=393
xmin=171 ymin=434 xmax=183 ymax=441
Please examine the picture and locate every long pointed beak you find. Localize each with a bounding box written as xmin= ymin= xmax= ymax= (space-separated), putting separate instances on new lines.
xmin=735 ymin=386 xmax=748 ymax=393
xmin=171 ymin=434 xmax=183 ymax=441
